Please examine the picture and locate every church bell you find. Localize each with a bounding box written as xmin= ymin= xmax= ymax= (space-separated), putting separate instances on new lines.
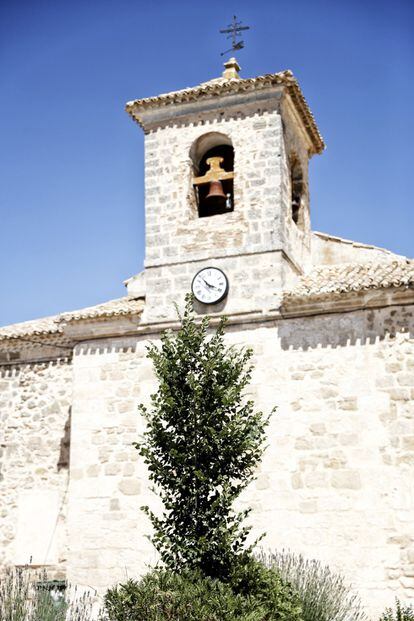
xmin=205 ymin=179 xmax=226 ymax=206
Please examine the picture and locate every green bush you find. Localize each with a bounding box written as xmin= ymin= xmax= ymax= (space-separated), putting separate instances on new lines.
xmin=259 ymin=550 xmax=367 ymax=621
xmin=0 ymin=567 xmax=94 ymax=621
xmin=103 ymin=561 xmax=303 ymax=621
xmin=380 ymin=599 xmax=414 ymax=621
xmin=229 ymin=556 xmax=303 ymax=621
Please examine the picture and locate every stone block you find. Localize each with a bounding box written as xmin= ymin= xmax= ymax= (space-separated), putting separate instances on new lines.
xmin=400 ymin=576 xmax=414 ymax=589
xmin=295 ymin=437 xmax=313 ymax=450
xmin=256 ymin=474 xmax=270 ymax=490
xmin=376 ymin=376 xmax=394 ymax=389
xmin=338 ymin=397 xmax=358 ymax=410
xmin=305 ymin=472 xmax=328 ymax=488
xmin=309 ymin=423 xmax=326 ymax=435
xmin=397 ymin=374 xmax=414 ymax=387
xmin=299 ymin=500 xmax=317 ymax=513
xmin=291 ymin=473 xmax=303 ymax=489
xmin=105 ymin=463 xmax=122 ymax=476
xmin=120 ymin=461 xmax=135 ymax=476
xmin=118 ymin=479 xmax=141 ymax=496
xmin=86 ymin=465 xmax=100 ymax=477
xmin=109 ymin=499 xmax=120 ymax=511
xmin=402 ymin=436 xmax=414 ymax=451
xmin=331 ymin=470 xmax=362 ymax=490
xmin=320 ymin=386 xmax=339 ymax=399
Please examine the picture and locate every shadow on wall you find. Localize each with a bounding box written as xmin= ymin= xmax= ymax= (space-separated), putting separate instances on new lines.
xmin=278 ymin=305 xmax=414 ymax=351
xmin=58 ymin=406 xmax=71 ymax=472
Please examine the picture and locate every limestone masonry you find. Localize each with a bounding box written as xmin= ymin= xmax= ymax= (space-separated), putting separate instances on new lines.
xmin=1 ymin=58 xmax=413 ymax=617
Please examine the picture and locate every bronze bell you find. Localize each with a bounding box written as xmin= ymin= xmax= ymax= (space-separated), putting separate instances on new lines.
xmin=205 ymin=179 xmax=226 ymax=205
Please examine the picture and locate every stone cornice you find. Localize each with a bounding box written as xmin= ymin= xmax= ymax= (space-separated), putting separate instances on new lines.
xmin=64 ymin=286 xmax=414 ymax=342
xmin=126 ymin=70 xmax=324 ymax=155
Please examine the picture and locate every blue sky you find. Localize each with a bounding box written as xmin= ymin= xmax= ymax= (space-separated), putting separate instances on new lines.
xmin=0 ymin=0 xmax=413 ymax=327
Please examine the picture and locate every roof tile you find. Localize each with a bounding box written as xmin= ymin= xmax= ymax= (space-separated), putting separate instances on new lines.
xmin=0 ymin=297 xmax=143 ymax=342
xmin=60 ymin=297 xmax=144 ymax=322
xmin=284 ymin=261 xmax=414 ymax=302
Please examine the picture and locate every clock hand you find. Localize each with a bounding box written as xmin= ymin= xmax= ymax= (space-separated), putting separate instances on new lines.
xmin=202 ymin=277 xmax=218 ymax=290
xmin=201 ymin=279 xmax=212 ymax=292
xmin=201 ymin=277 xmax=217 ymax=290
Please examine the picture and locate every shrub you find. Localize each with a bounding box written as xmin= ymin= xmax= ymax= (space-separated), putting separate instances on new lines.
xmin=0 ymin=566 xmax=94 ymax=621
xmin=229 ymin=555 xmax=303 ymax=621
xmin=103 ymin=564 xmax=303 ymax=621
xmin=380 ymin=599 xmax=414 ymax=621
xmin=259 ymin=549 xmax=367 ymax=621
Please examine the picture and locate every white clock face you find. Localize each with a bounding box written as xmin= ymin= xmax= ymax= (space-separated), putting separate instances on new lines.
xmin=191 ymin=267 xmax=228 ymax=305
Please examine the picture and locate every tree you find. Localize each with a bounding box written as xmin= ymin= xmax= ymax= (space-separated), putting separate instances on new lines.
xmin=135 ymin=296 xmax=271 ymax=580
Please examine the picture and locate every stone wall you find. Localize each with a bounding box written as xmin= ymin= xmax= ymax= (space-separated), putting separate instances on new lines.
xmin=67 ymin=338 xmax=158 ymax=589
xmin=144 ymin=250 xmax=297 ymax=324
xmin=239 ymin=303 xmax=414 ymax=616
xmin=0 ymin=358 xmax=72 ymax=575
xmin=144 ymin=110 xmax=285 ymax=269
xmin=66 ymin=302 xmax=414 ymax=617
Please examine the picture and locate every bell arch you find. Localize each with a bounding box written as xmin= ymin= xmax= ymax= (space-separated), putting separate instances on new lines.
xmin=190 ymin=132 xmax=235 ymax=218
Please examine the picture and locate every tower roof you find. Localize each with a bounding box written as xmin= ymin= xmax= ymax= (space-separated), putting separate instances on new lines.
xmin=126 ymin=63 xmax=325 ymax=154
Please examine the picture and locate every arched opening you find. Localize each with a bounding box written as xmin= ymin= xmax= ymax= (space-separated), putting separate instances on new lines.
xmin=190 ymin=133 xmax=234 ymax=218
xmin=290 ymin=155 xmax=304 ymax=226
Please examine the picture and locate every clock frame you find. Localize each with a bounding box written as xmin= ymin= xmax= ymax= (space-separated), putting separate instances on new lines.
xmin=191 ymin=267 xmax=229 ymax=305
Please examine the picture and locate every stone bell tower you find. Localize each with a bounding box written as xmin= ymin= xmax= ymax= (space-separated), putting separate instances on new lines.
xmin=126 ymin=58 xmax=324 ymax=323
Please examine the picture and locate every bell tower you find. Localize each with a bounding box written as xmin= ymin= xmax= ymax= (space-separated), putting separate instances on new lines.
xmin=126 ymin=58 xmax=324 ymax=323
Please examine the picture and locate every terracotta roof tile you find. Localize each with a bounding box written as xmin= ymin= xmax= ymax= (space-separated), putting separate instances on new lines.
xmin=284 ymin=260 xmax=414 ymax=302
xmin=0 ymin=297 xmax=144 ymax=342
xmin=0 ymin=315 xmax=62 ymax=342
xmin=60 ymin=297 xmax=144 ymax=322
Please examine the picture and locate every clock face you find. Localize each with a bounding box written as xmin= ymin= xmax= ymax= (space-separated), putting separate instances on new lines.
xmin=191 ymin=267 xmax=229 ymax=305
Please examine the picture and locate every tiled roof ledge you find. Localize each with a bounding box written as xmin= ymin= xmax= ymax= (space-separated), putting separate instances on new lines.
xmin=126 ymin=69 xmax=324 ymax=154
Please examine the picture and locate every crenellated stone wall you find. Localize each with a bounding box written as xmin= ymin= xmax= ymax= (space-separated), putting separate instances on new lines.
xmin=60 ymin=302 xmax=414 ymax=616
xmin=0 ymin=358 xmax=72 ymax=575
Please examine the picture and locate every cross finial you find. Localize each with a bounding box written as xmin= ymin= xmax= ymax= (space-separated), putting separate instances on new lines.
xmin=219 ymin=15 xmax=250 ymax=57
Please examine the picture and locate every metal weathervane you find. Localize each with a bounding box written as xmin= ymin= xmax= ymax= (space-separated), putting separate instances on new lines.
xmin=220 ymin=15 xmax=250 ymax=56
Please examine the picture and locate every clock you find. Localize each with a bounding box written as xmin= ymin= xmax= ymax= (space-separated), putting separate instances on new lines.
xmin=191 ymin=267 xmax=229 ymax=305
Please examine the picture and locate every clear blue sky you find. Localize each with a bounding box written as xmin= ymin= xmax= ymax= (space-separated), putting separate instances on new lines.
xmin=1 ymin=0 xmax=413 ymax=327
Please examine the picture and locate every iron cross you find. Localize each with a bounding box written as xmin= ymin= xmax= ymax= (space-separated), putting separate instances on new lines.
xmin=220 ymin=16 xmax=250 ymax=56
